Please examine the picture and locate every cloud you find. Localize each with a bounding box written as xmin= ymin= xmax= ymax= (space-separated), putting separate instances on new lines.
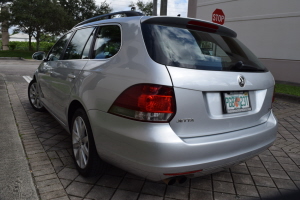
xmin=95 ymin=0 xmax=188 ymax=17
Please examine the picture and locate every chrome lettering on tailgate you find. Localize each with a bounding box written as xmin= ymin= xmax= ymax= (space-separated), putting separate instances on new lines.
xmin=176 ymin=118 xmax=195 ymax=123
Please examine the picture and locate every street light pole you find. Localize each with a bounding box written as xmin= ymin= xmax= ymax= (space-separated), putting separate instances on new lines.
xmin=153 ymin=0 xmax=157 ymax=16
xmin=160 ymin=0 xmax=167 ymax=16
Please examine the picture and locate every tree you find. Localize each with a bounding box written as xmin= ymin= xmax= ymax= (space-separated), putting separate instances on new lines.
xmin=10 ymin=0 xmax=71 ymax=51
xmin=129 ymin=0 xmax=153 ymax=16
xmin=59 ymin=0 xmax=112 ymax=29
xmin=0 ymin=1 xmax=12 ymax=50
xmin=96 ymin=1 xmax=113 ymax=16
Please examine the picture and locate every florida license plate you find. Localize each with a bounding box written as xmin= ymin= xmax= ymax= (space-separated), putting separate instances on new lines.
xmin=223 ymin=91 xmax=252 ymax=113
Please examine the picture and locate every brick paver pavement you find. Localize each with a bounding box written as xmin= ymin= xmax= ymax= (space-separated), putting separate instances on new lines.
xmin=7 ymin=82 xmax=300 ymax=200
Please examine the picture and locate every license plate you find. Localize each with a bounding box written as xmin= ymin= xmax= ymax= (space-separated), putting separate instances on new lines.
xmin=223 ymin=91 xmax=252 ymax=113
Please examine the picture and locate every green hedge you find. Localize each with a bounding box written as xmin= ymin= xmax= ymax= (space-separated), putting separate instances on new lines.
xmin=0 ymin=50 xmax=36 ymax=59
xmin=0 ymin=41 xmax=54 ymax=51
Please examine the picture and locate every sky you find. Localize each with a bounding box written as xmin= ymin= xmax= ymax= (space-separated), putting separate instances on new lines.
xmin=95 ymin=0 xmax=188 ymax=17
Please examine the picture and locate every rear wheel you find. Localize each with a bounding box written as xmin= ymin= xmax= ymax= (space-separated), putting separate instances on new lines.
xmin=71 ymin=108 xmax=105 ymax=176
xmin=28 ymin=80 xmax=45 ymax=112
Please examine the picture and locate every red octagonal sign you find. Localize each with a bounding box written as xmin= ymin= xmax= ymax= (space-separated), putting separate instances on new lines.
xmin=212 ymin=9 xmax=225 ymax=25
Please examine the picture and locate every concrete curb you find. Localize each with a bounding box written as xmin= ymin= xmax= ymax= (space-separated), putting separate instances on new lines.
xmin=0 ymin=77 xmax=39 ymax=199
xmin=0 ymin=57 xmax=40 ymax=62
xmin=275 ymin=93 xmax=300 ymax=104
xmin=0 ymin=57 xmax=24 ymax=60
xmin=7 ymin=83 xmax=69 ymax=199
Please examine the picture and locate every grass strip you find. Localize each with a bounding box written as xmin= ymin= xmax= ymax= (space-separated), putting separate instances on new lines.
xmin=275 ymin=83 xmax=300 ymax=97
xmin=0 ymin=50 xmax=35 ymax=59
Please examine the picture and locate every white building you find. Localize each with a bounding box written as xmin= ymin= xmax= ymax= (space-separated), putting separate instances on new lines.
xmin=9 ymin=33 xmax=36 ymax=42
xmin=188 ymin=0 xmax=300 ymax=84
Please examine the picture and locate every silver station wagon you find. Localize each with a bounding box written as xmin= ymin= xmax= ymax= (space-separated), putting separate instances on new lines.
xmin=29 ymin=11 xmax=277 ymax=184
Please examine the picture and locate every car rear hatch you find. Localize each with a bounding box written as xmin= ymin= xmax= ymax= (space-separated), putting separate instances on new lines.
xmin=141 ymin=17 xmax=275 ymax=138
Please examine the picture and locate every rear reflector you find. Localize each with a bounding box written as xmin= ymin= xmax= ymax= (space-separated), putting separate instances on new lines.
xmin=164 ymin=169 xmax=203 ymax=176
xmin=272 ymin=87 xmax=275 ymax=103
xmin=108 ymin=84 xmax=176 ymax=122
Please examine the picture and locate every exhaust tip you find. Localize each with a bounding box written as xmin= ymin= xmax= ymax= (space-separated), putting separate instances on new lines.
xmin=163 ymin=178 xmax=176 ymax=185
xmin=177 ymin=176 xmax=187 ymax=184
xmin=163 ymin=176 xmax=188 ymax=185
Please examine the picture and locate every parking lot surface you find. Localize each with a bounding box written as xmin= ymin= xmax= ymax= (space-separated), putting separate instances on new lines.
xmin=1 ymin=60 xmax=300 ymax=200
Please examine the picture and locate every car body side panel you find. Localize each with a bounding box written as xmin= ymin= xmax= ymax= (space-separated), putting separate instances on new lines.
xmin=37 ymin=60 xmax=88 ymax=125
xmin=50 ymin=60 xmax=88 ymax=124
xmin=37 ymin=61 xmax=56 ymax=109
xmin=73 ymin=20 xmax=173 ymax=112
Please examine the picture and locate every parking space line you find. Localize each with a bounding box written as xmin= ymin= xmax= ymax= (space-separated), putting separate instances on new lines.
xmin=23 ymin=76 xmax=32 ymax=83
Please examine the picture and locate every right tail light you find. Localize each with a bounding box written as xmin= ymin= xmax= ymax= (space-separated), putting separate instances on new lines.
xmin=108 ymin=84 xmax=176 ymax=122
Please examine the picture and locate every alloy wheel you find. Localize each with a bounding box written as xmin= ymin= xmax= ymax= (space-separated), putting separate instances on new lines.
xmin=72 ymin=116 xmax=89 ymax=169
xmin=29 ymin=82 xmax=43 ymax=109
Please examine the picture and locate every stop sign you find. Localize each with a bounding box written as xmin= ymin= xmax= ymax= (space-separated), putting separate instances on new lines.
xmin=212 ymin=9 xmax=225 ymax=25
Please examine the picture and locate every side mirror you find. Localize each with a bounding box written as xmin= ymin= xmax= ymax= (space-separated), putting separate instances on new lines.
xmin=32 ymin=51 xmax=46 ymax=60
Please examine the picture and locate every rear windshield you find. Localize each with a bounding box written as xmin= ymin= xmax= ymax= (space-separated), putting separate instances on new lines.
xmin=141 ymin=23 xmax=268 ymax=72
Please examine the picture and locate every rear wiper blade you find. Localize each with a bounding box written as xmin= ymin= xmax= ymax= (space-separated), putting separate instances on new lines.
xmin=230 ymin=61 xmax=266 ymax=72
xmin=234 ymin=68 xmax=266 ymax=72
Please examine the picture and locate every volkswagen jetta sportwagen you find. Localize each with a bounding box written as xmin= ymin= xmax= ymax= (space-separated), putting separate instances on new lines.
xmin=29 ymin=11 xmax=277 ymax=183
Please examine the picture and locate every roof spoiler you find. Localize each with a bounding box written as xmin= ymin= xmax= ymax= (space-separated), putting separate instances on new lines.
xmin=141 ymin=17 xmax=237 ymax=38
xmin=74 ymin=11 xmax=144 ymax=28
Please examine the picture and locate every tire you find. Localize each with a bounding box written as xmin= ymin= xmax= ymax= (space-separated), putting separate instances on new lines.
xmin=71 ymin=108 xmax=105 ymax=176
xmin=28 ymin=80 xmax=45 ymax=112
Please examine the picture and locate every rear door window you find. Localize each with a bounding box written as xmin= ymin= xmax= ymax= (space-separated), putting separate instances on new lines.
xmin=92 ymin=25 xmax=121 ymax=59
xmin=48 ymin=33 xmax=72 ymax=61
xmin=63 ymin=27 xmax=95 ymax=59
xmin=142 ymin=23 xmax=267 ymax=72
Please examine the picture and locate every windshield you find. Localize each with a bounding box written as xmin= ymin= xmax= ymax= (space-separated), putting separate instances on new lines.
xmin=141 ymin=23 xmax=268 ymax=72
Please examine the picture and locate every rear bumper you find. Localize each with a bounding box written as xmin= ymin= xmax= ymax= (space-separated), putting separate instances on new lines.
xmin=88 ymin=110 xmax=277 ymax=181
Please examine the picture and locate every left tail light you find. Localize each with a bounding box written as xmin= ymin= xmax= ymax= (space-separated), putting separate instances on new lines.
xmin=108 ymin=84 xmax=176 ymax=122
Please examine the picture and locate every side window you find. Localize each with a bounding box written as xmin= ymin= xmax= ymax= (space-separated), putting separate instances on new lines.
xmin=64 ymin=27 xmax=95 ymax=60
xmin=48 ymin=33 xmax=72 ymax=61
xmin=92 ymin=25 xmax=121 ymax=59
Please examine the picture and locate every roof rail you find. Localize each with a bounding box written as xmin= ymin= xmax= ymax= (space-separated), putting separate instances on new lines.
xmin=74 ymin=11 xmax=144 ymax=27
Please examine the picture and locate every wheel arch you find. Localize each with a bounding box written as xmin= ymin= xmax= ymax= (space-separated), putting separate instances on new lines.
xmin=68 ymin=100 xmax=85 ymax=132
xmin=32 ymin=75 xmax=36 ymax=81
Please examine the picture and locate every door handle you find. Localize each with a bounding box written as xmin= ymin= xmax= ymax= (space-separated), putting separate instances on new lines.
xmin=68 ymin=74 xmax=76 ymax=79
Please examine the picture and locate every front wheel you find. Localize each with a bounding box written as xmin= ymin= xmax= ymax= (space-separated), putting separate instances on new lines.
xmin=28 ymin=80 xmax=45 ymax=112
xmin=71 ymin=108 xmax=105 ymax=176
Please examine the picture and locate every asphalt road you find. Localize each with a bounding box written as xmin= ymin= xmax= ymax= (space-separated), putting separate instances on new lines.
xmin=0 ymin=59 xmax=40 ymax=76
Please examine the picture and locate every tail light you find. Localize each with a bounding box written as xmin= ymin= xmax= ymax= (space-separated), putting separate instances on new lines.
xmin=108 ymin=84 xmax=176 ymax=122
xmin=272 ymin=86 xmax=275 ymax=107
